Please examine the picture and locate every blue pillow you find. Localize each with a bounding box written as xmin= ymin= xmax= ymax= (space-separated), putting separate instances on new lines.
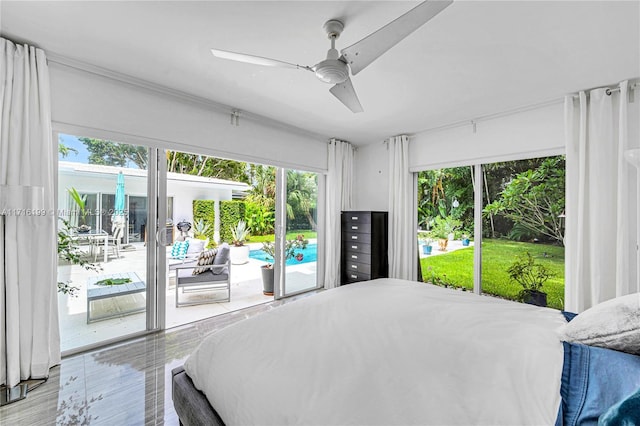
xmin=599 ymin=387 xmax=640 ymax=425
xmin=171 ymin=240 xmax=189 ymax=259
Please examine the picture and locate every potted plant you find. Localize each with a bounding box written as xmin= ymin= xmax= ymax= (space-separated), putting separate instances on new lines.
xmin=507 ymin=251 xmax=553 ymax=307
xmin=57 ymin=218 xmax=101 ymax=297
xmin=430 ymin=216 xmax=463 ymax=250
xmin=260 ymin=235 xmax=308 ymax=295
xmin=68 ymin=187 xmax=90 ymax=232
xmin=192 ymin=218 xmax=211 ymax=248
xmin=229 ymin=220 xmax=250 ymax=264
xmin=418 ymin=230 xmax=433 ymax=255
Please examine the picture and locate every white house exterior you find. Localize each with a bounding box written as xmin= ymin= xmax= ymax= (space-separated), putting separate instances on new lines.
xmin=58 ymin=161 xmax=250 ymax=243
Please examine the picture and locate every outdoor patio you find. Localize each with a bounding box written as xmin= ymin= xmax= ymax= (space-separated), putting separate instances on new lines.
xmin=58 ymin=241 xmax=318 ymax=352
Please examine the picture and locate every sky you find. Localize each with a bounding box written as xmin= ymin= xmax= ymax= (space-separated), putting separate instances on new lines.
xmin=58 ymin=133 xmax=90 ymax=163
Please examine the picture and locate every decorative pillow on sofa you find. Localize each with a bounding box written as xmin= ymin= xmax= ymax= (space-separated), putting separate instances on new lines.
xmin=211 ymin=243 xmax=230 ymax=275
xmin=557 ymin=293 xmax=640 ymax=355
xmin=192 ymin=248 xmax=218 ymax=275
xmin=171 ymin=240 xmax=189 ymax=259
xmin=185 ymin=237 xmax=206 ymax=255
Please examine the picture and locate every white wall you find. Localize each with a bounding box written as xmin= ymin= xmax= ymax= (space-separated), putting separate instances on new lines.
xmin=409 ymin=101 xmax=565 ymax=171
xmin=50 ymin=62 xmax=328 ymax=172
xmin=353 ymin=143 xmax=389 ymax=211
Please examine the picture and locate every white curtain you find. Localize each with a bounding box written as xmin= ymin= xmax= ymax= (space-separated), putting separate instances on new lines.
xmin=387 ymin=135 xmax=416 ymax=281
xmin=324 ymin=139 xmax=354 ymax=289
xmin=565 ymin=80 xmax=637 ymax=312
xmin=1 ymin=38 xmax=60 ymax=387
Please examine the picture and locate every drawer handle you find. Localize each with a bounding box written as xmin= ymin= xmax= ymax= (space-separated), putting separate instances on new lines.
xmin=351 ymin=225 xmax=358 ymax=230
xmin=351 ymin=265 xmax=357 ymax=269
xmin=351 ymin=255 xmax=358 ymax=259
xmin=351 ymin=216 xmax=358 ymax=220
xmin=351 ymin=245 xmax=358 ymax=249
xmin=351 ymin=235 xmax=358 ymax=240
xmin=351 ymin=274 xmax=357 ymax=279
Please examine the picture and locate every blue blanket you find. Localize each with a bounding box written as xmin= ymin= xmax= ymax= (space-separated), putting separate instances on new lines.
xmin=556 ymin=313 xmax=640 ymax=425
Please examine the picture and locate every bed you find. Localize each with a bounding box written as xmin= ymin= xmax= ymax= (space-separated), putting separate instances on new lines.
xmin=172 ymin=278 xmax=640 ymax=426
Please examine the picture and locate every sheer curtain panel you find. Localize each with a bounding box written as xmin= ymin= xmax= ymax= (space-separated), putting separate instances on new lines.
xmin=324 ymin=139 xmax=354 ymax=289
xmin=387 ymin=135 xmax=416 ymax=281
xmin=0 ymin=38 xmax=60 ymax=389
xmin=565 ymin=80 xmax=638 ymax=312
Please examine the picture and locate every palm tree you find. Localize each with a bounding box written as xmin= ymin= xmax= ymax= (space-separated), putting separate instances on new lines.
xmin=286 ymin=171 xmax=317 ymax=230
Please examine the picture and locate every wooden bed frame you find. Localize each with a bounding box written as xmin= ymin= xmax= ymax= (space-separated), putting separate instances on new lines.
xmin=172 ymin=366 xmax=225 ymax=426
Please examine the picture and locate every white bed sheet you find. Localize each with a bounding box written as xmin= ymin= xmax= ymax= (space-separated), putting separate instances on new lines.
xmin=184 ymin=278 xmax=566 ymax=425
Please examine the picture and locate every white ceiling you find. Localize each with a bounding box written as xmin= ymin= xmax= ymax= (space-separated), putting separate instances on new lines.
xmin=2 ymin=1 xmax=639 ymax=145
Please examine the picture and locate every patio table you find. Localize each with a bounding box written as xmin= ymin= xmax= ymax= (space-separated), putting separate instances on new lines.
xmin=72 ymin=229 xmax=109 ymax=262
xmin=87 ymin=271 xmax=145 ymax=323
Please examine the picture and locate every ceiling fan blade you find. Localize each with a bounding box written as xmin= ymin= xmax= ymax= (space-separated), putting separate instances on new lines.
xmin=330 ymin=78 xmax=364 ymax=113
xmin=341 ymin=0 xmax=453 ymax=75
xmin=211 ymin=49 xmax=313 ymax=71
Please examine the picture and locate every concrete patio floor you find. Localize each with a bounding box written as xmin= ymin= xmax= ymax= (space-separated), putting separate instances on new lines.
xmin=58 ymin=242 xmax=318 ymax=352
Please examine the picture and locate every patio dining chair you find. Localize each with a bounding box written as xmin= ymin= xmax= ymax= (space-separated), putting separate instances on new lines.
xmin=93 ymin=225 xmax=124 ymax=261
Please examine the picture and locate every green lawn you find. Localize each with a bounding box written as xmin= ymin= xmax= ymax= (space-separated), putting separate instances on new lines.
xmin=247 ymin=230 xmax=317 ymax=243
xmin=421 ymin=239 xmax=565 ymax=310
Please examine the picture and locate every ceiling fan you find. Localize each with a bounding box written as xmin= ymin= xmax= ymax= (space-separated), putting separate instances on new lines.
xmin=211 ymin=0 xmax=452 ymax=113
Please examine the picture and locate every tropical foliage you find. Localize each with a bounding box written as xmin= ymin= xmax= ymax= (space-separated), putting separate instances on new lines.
xmin=166 ymin=151 xmax=250 ymax=183
xmin=230 ymin=220 xmax=250 ymax=246
xmin=57 ymin=218 xmax=101 ymax=296
xmin=80 ymin=137 xmax=148 ymax=169
xmin=417 ymin=155 xmax=565 ymax=243
xmin=484 ymin=156 xmax=565 ymax=245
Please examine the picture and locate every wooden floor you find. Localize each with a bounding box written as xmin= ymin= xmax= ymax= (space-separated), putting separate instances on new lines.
xmin=0 ymin=293 xmax=315 ymax=425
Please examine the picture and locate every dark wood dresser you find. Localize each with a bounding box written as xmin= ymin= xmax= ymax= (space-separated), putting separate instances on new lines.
xmin=341 ymin=211 xmax=388 ymax=285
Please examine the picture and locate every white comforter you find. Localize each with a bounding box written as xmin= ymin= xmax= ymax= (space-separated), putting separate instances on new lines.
xmin=184 ymin=278 xmax=565 ymax=425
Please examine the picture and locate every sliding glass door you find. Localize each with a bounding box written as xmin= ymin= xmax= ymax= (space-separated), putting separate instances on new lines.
xmin=57 ymin=133 xmax=152 ymax=352
xmin=416 ymin=155 xmax=565 ymax=309
xmin=274 ymin=168 xmax=321 ymax=298
xmin=58 ymin=133 xmax=325 ymax=352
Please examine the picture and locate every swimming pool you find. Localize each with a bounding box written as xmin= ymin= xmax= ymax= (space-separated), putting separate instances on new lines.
xmin=249 ymin=243 xmax=317 ymax=265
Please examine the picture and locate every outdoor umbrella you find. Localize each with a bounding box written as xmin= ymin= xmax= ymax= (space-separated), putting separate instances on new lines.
xmin=112 ymin=171 xmax=126 ymax=232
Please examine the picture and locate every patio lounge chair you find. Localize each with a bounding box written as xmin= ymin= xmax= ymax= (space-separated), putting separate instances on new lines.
xmin=174 ymin=243 xmax=231 ymax=307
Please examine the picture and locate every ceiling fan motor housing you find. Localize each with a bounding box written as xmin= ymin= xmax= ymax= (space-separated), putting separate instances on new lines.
xmin=315 ymin=56 xmax=349 ymax=84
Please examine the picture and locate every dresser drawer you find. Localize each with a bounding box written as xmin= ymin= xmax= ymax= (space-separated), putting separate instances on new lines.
xmin=343 ymin=242 xmax=371 ymax=254
xmin=343 ymin=222 xmax=371 ymax=234
xmin=342 ymin=232 xmax=372 ymax=244
xmin=345 ymin=261 xmax=371 ymax=275
xmin=341 ymin=212 xmax=372 ymax=225
xmin=343 ymin=270 xmax=371 ymax=284
xmin=344 ymin=251 xmax=370 ymax=264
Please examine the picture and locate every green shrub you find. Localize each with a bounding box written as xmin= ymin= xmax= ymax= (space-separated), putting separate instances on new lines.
xmin=220 ymin=200 xmax=245 ymax=243
xmin=192 ymin=200 xmax=216 ymax=246
xmin=245 ymin=200 xmax=274 ymax=236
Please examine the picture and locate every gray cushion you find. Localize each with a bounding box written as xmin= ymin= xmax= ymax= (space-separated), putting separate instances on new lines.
xmin=177 ymin=270 xmax=229 ymax=286
xmin=212 ymin=243 xmax=230 ymax=274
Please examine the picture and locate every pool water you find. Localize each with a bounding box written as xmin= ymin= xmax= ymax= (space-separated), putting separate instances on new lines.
xmin=249 ymin=243 xmax=317 ymax=265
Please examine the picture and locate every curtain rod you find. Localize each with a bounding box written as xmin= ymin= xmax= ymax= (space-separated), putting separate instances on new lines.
xmin=571 ymin=81 xmax=639 ymax=98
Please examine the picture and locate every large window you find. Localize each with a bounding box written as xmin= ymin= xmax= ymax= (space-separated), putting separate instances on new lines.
xmin=417 ymin=155 xmax=565 ymax=309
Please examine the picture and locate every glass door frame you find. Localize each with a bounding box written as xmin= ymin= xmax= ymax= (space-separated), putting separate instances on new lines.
xmin=54 ymin=126 xmax=166 ymax=355
xmin=273 ymin=167 xmax=325 ymax=300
